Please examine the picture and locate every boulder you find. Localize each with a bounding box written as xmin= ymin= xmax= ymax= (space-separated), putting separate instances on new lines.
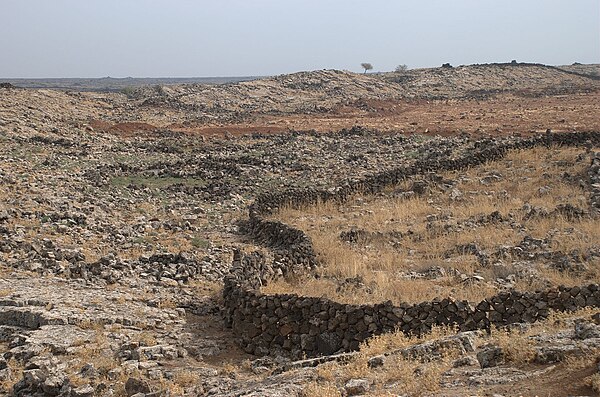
xmin=477 ymin=345 xmax=505 ymax=368
xmin=125 ymin=377 xmax=151 ymax=396
xmin=345 ymin=378 xmax=371 ymax=396
xmin=574 ymin=321 xmax=600 ymax=339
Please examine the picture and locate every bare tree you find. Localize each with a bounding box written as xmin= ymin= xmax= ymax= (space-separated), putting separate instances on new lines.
xmin=361 ymin=63 xmax=373 ymax=74
xmin=395 ymin=64 xmax=408 ymax=73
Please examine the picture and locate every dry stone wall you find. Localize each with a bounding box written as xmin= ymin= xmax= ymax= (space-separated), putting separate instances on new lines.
xmin=225 ymin=283 xmax=600 ymax=358
xmin=224 ymin=131 xmax=600 ymax=358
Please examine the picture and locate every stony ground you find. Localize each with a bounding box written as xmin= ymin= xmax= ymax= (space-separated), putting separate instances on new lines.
xmin=0 ymin=63 xmax=600 ymax=396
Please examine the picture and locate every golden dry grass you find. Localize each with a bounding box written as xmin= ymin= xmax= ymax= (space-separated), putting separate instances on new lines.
xmin=172 ymin=369 xmax=202 ymax=387
xmin=136 ymin=331 xmax=158 ymax=346
xmin=587 ymin=373 xmax=600 ymax=393
xmin=307 ymin=326 xmax=461 ymax=396
xmin=301 ymin=381 xmax=342 ymax=397
xmin=307 ymin=308 xmax=599 ymax=396
xmin=265 ymin=146 xmax=600 ymax=305
xmin=0 ymin=288 xmax=13 ymax=297
xmin=490 ymin=326 xmax=537 ymax=365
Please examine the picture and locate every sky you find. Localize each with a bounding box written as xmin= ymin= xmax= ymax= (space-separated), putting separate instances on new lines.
xmin=0 ymin=0 xmax=598 ymax=78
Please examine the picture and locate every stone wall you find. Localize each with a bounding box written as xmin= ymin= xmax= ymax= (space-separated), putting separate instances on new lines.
xmin=238 ymin=217 xmax=317 ymax=271
xmin=248 ymin=132 xmax=599 ymax=217
xmin=224 ymin=283 xmax=600 ymax=358
xmin=224 ymin=131 xmax=600 ymax=358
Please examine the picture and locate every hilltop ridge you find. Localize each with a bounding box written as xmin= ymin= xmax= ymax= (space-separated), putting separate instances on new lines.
xmin=128 ymin=63 xmax=600 ymax=121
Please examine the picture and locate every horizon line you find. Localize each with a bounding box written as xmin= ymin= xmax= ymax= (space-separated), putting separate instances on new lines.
xmin=1 ymin=61 xmax=597 ymax=80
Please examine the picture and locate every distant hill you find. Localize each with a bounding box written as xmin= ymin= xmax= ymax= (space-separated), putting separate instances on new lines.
xmin=0 ymin=76 xmax=262 ymax=92
xmin=376 ymin=62 xmax=600 ymax=99
xmin=2 ymin=62 xmax=598 ymax=126
xmin=126 ymin=63 xmax=600 ymax=122
xmin=3 ymin=63 xmax=598 ymax=96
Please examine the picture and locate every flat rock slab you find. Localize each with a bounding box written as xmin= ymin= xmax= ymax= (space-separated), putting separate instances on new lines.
xmin=26 ymin=325 xmax=97 ymax=353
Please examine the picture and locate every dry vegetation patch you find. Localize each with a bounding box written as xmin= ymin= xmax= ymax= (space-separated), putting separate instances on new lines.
xmin=303 ymin=308 xmax=600 ymax=396
xmin=265 ymin=146 xmax=599 ymax=305
xmin=303 ymin=326 xmax=464 ymax=396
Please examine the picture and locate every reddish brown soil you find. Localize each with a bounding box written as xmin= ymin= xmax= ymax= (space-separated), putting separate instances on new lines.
xmin=165 ymin=92 xmax=600 ymax=138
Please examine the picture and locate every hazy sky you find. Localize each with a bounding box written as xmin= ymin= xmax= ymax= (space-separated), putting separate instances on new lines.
xmin=1 ymin=0 xmax=598 ymax=78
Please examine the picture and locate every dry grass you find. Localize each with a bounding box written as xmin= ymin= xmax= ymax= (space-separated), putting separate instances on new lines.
xmin=172 ymin=369 xmax=201 ymax=387
xmin=0 ymin=356 xmax=25 ymax=392
xmin=485 ymin=307 xmax=600 ymax=365
xmin=307 ymin=309 xmax=599 ymax=396
xmin=587 ymin=373 xmax=600 ymax=393
xmin=188 ymin=279 xmax=223 ymax=303
xmin=78 ymin=319 xmax=106 ymax=331
xmin=265 ymin=146 xmax=599 ymax=305
xmin=301 ymin=381 xmax=342 ymax=397
xmin=136 ymin=331 xmax=158 ymax=347
xmin=219 ymin=363 xmax=238 ymax=377
xmin=71 ymin=331 xmax=118 ymax=372
xmin=0 ymin=288 xmax=13 ymax=297
xmin=65 ymin=329 xmax=133 ymax=397
xmin=308 ymin=327 xmax=460 ymax=396
xmin=157 ymin=297 xmax=178 ymax=309
xmin=490 ymin=327 xmax=537 ymax=365
xmin=359 ymin=325 xmax=460 ymax=357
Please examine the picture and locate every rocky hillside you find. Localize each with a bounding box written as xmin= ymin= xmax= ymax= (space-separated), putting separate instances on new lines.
xmin=130 ymin=70 xmax=401 ymax=120
xmin=129 ymin=63 xmax=600 ymax=121
xmin=2 ymin=63 xmax=599 ymax=128
xmin=557 ymin=63 xmax=600 ymax=77
xmin=380 ymin=62 xmax=600 ymax=98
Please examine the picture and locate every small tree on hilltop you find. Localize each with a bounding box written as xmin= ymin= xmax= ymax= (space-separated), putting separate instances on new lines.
xmin=395 ymin=64 xmax=408 ymax=73
xmin=361 ymin=63 xmax=373 ymax=74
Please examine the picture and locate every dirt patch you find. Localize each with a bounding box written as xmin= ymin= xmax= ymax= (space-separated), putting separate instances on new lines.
xmin=262 ymin=92 xmax=600 ymax=136
xmin=184 ymin=312 xmax=254 ymax=368
xmin=485 ymin=362 xmax=598 ymax=397
xmin=155 ymin=92 xmax=600 ymax=139
xmin=88 ymin=119 xmax=112 ymax=130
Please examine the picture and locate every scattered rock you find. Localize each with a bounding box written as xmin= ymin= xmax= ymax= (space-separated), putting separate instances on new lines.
xmin=477 ymin=345 xmax=505 ymax=369
xmin=574 ymin=320 xmax=600 ymax=339
xmin=125 ymin=377 xmax=151 ymax=396
xmin=345 ymin=378 xmax=371 ymax=396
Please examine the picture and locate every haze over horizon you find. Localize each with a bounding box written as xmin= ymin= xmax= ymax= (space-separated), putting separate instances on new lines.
xmin=1 ymin=0 xmax=599 ymax=78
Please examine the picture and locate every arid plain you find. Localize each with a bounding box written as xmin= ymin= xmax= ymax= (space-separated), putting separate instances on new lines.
xmin=1 ymin=63 xmax=600 ymax=396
